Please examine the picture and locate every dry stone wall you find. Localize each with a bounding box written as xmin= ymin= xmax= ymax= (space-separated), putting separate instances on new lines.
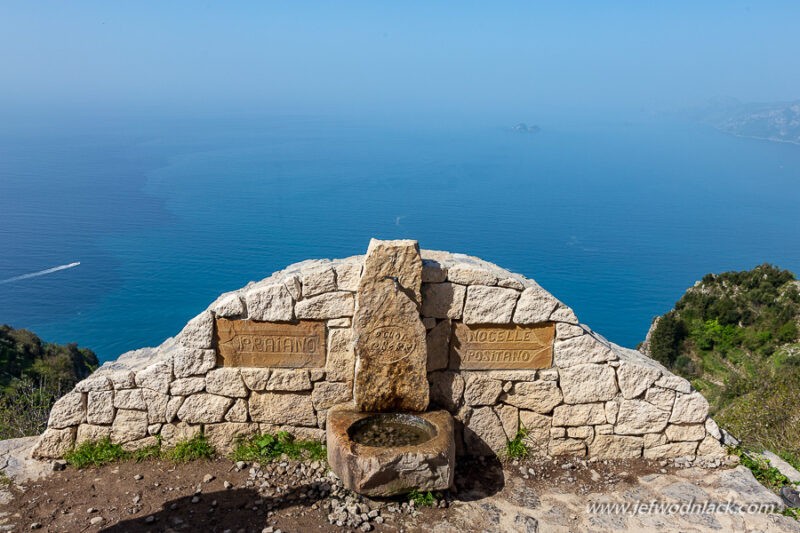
xmin=33 ymin=249 xmax=728 ymax=463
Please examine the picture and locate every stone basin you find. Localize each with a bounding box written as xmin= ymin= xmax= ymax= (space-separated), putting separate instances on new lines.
xmin=327 ymin=406 xmax=455 ymax=497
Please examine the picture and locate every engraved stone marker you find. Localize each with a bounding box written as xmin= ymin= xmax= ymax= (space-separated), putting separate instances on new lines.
xmin=353 ymin=239 xmax=429 ymax=412
xmin=449 ymin=322 xmax=555 ymax=370
xmin=215 ymin=318 xmax=325 ymax=368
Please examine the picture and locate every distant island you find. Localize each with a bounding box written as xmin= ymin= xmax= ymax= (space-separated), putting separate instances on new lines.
xmin=698 ymin=100 xmax=800 ymax=145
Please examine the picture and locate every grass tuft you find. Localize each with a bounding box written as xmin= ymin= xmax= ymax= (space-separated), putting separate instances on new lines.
xmin=168 ymin=434 xmax=216 ymax=462
xmin=504 ymin=425 xmax=529 ymax=460
xmin=231 ymin=431 xmax=326 ymax=463
xmin=64 ymin=437 xmax=129 ymax=469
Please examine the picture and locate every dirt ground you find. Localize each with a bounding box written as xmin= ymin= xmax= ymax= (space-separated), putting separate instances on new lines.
xmin=0 ymin=454 xmax=679 ymax=533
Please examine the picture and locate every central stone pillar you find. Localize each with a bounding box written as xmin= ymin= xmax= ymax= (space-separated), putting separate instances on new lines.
xmin=353 ymin=239 xmax=429 ymax=412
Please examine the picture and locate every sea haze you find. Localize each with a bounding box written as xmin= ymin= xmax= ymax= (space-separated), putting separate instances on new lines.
xmin=1 ymin=114 xmax=799 ymax=361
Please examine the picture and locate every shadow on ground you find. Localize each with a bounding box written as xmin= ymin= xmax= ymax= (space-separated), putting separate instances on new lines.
xmin=103 ymin=483 xmax=323 ymax=532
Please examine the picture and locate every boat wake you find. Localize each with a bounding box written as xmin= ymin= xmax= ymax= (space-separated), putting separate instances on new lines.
xmin=0 ymin=262 xmax=81 ymax=284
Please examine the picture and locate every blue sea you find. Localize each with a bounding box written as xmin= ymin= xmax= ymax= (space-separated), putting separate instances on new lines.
xmin=1 ymin=113 xmax=799 ymax=361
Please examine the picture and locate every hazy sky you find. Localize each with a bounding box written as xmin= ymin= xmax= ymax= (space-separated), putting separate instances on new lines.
xmin=2 ymin=2 xmax=799 ymax=118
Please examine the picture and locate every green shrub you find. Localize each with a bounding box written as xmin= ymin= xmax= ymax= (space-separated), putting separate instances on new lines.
xmin=408 ymin=489 xmax=437 ymax=507
xmin=231 ymin=431 xmax=326 ymax=462
xmin=168 ymin=434 xmax=216 ymax=462
xmin=731 ymin=447 xmax=791 ymax=492
xmin=504 ymin=426 xmax=529 ymax=460
xmin=65 ymin=438 xmax=129 ymax=469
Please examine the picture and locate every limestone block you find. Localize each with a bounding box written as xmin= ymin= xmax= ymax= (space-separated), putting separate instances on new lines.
xmin=538 ymin=368 xmax=559 ymax=381
xmin=148 ymin=424 xmax=162 ymax=436
xmin=422 ymin=259 xmax=447 ymax=283
xmin=429 ymin=371 xmax=465 ymax=412
xmin=559 ymin=363 xmax=618 ymax=404
xmin=644 ymin=433 xmax=667 ymax=448
xmin=552 ymin=403 xmax=607 ymax=426
xmin=204 ymin=422 xmax=259 ymax=454
xmin=697 ymin=435 xmax=727 ymax=458
xmin=495 ymin=404 xmax=519 ymax=440
xmin=353 ymin=239 xmax=428 ymax=412
xmin=616 ymin=362 xmax=661 ymax=399
xmin=326 ymin=329 xmax=355 ymax=383
xmin=240 ymin=368 xmax=272 ymax=391
xmin=665 ymin=424 xmax=706 ymax=442
xmin=246 ymin=284 xmax=294 ymax=322
xmin=178 ymin=311 xmax=215 ymax=349
xmin=654 ymin=374 xmax=692 ymax=394
xmin=447 ymin=265 xmax=498 ymax=286
xmin=421 ymin=282 xmax=466 ymax=319
xmin=462 ymin=285 xmax=520 ymax=324
xmin=135 ymin=360 xmax=172 ymax=394
xmin=177 ymin=394 xmax=233 ymax=424
xmin=513 ymin=286 xmax=559 ymax=324
xmin=170 ymin=377 xmax=206 ymax=396
xmin=225 ymin=399 xmax=249 ymax=422
xmin=48 ymin=392 xmax=85 ymax=429
xmin=596 ymin=424 xmax=614 ymax=435
xmin=670 ymin=392 xmax=709 ymax=424
xmin=643 ymin=441 xmax=699 ymax=459
xmin=549 ymin=438 xmax=586 ymax=457
xmin=644 ymin=386 xmax=676 ymax=412
xmin=614 ymin=399 xmax=670 ymax=435
xmin=550 ymin=304 xmax=579 ymax=325
xmin=249 ymin=392 xmax=316 ymax=427
xmin=555 ymin=323 xmax=585 ymax=340
xmin=312 ymin=381 xmax=353 ymax=410
xmin=553 ymin=334 xmax=615 ymax=367
xmin=464 ymin=375 xmax=503 ymax=406
xmin=519 ymin=410 xmax=552 ymax=430
xmin=121 ymin=436 xmax=160 ymax=452
xmin=173 ymin=348 xmax=216 ymax=379
xmin=86 ymin=391 xmax=115 ymax=425
xmin=32 ymin=427 xmax=76 ymax=459
xmin=465 ymin=407 xmax=507 ymax=455
xmin=265 ymin=369 xmax=312 ymax=391
xmin=111 ymin=409 xmax=149 ymax=443
xmin=498 ymin=277 xmax=525 ymax=290
xmin=205 ymin=368 xmax=248 ymax=397
xmin=212 ymin=293 xmax=245 ymax=318
xmin=551 ymin=427 xmax=566 ymax=438
xmin=605 ymin=399 xmax=619 ymax=425
xmin=160 ymin=422 xmax=201 ymax=447
xmin=109 ymin=371 xmax=136 ymax=390
xmin=165 ymin=396 xmax=184 ymax=422
xmin=142 ymin=389 xmax=169 ymax=424
xmin=76 ymin=424 xmax=112 ymax=444
xmin=327 ymin=317 xmax=351 ymax=328
xmin=589 ymin=435 xmax=643 ymax=459
xmin=75 ymin=376 xmax=112 ymax=392
xmin=426 ymin=319 xmax=451 ymax=372
xmin=503 ymin=381 xmax=562 ymax=413
xmin=334 ymin=262 xmax=362 ymax=292
xmin=283 ymin=274 xmax=302 ymax=300
xmin=295 ymin=291 xmax=355 ymax=319
xmin=302 ymin=265 xmax=337 ymax=297
xmin=310 ymin=369 xmax=326 ymax=382
xmin=567 ymin=426 xmax=594 ymax=441
xmin=479 ymin=370 xmax=537 ymax=382
xmin=705 ymin=417 xmax=722 ymax=440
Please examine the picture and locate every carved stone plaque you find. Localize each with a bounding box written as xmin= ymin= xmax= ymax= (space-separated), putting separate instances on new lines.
xmin=215 ymin=318 xmax=325 ymax=368
xmin=449 ymin=322 xmax=554 ymax=370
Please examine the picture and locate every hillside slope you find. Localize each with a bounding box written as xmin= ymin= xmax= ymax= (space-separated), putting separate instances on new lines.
xmin=643 ymin=264 xmax=800 ymax=461
xmin=0 ymin=325 xmax=98 ymax=439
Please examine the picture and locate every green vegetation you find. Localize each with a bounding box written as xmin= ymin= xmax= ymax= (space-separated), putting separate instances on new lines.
xmin=408 ymin=489 xmax=438 ymax=507
xmin=0 ymin=325 xmax=98 ymax=439
xmin=646 ymin=264 xmax=800 ymax=462
xmin=168 ymin=434 xmax=216 ymax=462
xmin=730 ymin=447 xmax=795 ymax=492
xmin=231 ymin=431 xmax=326 ymax=462
xmin=64 ymin=438 xmax=130 ymax=469
xmin=504 ymin=425 xmax=529 ymax=460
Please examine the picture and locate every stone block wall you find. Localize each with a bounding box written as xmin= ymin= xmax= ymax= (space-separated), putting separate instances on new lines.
xmin=33 ymin=250 xmax=728 ymax=462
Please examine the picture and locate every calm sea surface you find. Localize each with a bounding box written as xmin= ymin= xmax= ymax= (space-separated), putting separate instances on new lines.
xmin=1 ymin=115 xmax=799 ymax=361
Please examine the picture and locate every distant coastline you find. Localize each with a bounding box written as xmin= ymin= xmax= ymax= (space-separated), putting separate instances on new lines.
xmin=699 ymin=100 xmax=800 ymax=146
